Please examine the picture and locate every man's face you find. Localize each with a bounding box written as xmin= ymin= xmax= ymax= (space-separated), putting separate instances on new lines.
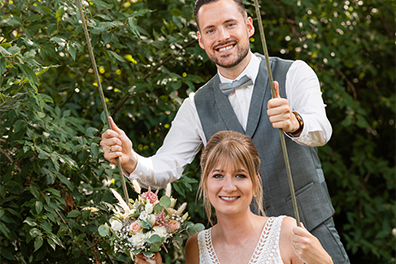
xmin=197 ymin=0 xmax=254 ymax=70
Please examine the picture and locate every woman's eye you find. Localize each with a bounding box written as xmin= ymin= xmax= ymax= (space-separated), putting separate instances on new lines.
xmin=212 ymin=174 xmax=223 ymax=179
xmin=236 ymin=174 xmax=247 ymax=179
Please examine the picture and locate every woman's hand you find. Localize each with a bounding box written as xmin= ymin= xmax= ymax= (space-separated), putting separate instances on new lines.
xmin=292 ymin=224 xmax=333 ymax=264
xmin=100 ymin=117 xmax=138 ymax=174
xmin=134 ymin=252 xmax=162 ymax=264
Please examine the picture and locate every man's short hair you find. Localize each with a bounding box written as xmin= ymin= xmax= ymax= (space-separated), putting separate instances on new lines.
xmin=194 ymin=0 xmax=247 ymax=31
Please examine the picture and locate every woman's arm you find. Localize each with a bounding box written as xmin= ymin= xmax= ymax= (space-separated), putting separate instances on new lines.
xmin=185 ymin=233 xmax=199 ymax=264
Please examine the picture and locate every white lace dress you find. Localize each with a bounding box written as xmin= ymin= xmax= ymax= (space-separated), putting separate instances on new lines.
xmin=197 ymin=216 xmax=285 ymax=264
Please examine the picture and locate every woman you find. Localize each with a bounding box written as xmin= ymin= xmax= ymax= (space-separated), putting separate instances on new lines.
xmin=136 ymin=131 xmax=333 ymax=264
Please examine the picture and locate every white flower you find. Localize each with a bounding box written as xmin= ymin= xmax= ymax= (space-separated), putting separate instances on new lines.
xmin=130 ymin=232 xmax=146 ymax=246
xmin=110 ymin=188 xmax=130 ymax=218
xmin=152 ymin=226 xmax=167 ymax=238
xmin=145 ymin=203 xmax=154 ymax=214
xmin=110 ymin=219 xmax=122 ymax=231
xmin=176 ymin=202 xmax=187 ymax=215
xmin=132 ymin=179 xmax=141 ymax=194
xmin=139 ymin=211 xmax=149 ymax=221
xmin=170 ymin=198 xmax=177 ymax=208
xmin=165 ymin=183 xmax=172 ymax=197
xmin=149 ymin=214 xmax=156 ymax=226
xmin=182 ymin=212 xmax=189 ymax=221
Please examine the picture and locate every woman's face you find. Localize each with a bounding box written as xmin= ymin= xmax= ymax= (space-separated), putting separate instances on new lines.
xmin=206 ymin=160 xmax=254 ymax=218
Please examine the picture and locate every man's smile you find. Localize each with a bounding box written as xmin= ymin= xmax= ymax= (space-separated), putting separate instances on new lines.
xmin=214 ymin=40 xmax=237 ymax=53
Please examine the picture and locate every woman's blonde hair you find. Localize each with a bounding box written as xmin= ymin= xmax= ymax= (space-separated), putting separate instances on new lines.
xmin=198 ymin=131 xmax=264 ymax=224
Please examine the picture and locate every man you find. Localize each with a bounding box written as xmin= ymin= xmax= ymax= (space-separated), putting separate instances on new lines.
xmin=101 ymin=0 xmax=349 ymax=262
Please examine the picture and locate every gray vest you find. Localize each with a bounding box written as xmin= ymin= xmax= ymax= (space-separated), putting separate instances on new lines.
xmin=194 ymin=54 xmax=334 ymax=231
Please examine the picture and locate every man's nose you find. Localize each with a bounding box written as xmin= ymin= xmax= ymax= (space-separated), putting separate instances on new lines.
xmin=217 ymin=27 xmax=230 ymax=41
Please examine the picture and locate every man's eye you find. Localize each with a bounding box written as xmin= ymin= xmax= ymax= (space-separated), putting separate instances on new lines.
xmin=206 ymin=29 xmax=214 ymax=34
xmin=227 ymin=22 xmax=236 ymax=27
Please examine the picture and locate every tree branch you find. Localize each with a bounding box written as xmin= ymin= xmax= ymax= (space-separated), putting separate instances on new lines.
xmin=0 ymin=146 xmax=21 ymax=173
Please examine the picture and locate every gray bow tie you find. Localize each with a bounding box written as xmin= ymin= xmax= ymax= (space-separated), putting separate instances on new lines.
xmin=219 ymin=75 xmax=253 ymax=96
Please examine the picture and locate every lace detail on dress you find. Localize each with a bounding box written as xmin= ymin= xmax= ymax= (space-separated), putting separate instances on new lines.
xmin=197 ymin=216 xmax=285 ymax=264
xmin=198 ymin=228 xmax=220 ymax=264
xmin=249 ymin=216 xmax=284 ymax=264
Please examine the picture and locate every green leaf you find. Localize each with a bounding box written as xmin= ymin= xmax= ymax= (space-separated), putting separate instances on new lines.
xmin=29 ymin=228 xmax=43 ymax=238
xmin=159 ymin=195 xmax=171 ymax=208
xmin=139 ymin=220 xmax=151 ymax=229
xmin=170 ymin=8 xmax=183 ymax=17
xmin=0 ymin=46 xmax=12 ymax=56
xmin=127 ymin=17 xmax=140 ymax=39
xmin=24 ymin=217 xmax=37 ymax=227
xmin=47 ymin=237 xmax=56 ymax=250
xmin=35 ymin=201 xmax=43 ymax=214
xmin=90 ymin=0 xmax=110 ymax=9
xmin=0 ymin=57 xmax=6 ymax=74
xmin=98 ymin=224 xmax=109 ymax=237
xmin=57 ymin=174 xmax=73 ymax=191
xmin=186 ymin=223 xmax=205 ymax=237
xmin=0 ymin=222 xmax=11 ymax=239
xmin=90 ymin=143 xmax=99 ymax=158
xmin=67 ymin=210 xmax=80 ymax=218
xmin=47 ymin=23 xmax=57 ymax=35
xmin=24 ymin=14 xmax=43 ymax=22
xmin=55 ymin=7 xmax=65 ymax=23
xmin=34 ymin=236 xmax=43 ymax=252
xmin=107 ymin=50 xmax=125 ymax=63
xmin=18 ymin=64 xmax=39 ymax=85
xmin=47 ymin=232 xmax=64 ymax=248
xmin=29 ymin=185 xmax=41 ymax=199
xmin=67 ymin=43 xmax=76 ymax=61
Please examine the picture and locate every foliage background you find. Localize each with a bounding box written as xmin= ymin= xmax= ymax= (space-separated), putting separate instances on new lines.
xmin=0 ymin=0 xmax=394 ymax=263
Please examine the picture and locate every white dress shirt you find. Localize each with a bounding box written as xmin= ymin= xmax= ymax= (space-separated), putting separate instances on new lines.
xmin=128 ymin=53 xmax=332 ymax=188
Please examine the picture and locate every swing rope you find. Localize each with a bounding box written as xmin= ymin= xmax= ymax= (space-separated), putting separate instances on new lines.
xmin=253 ymin=0 xmax=301 ymax=227
xmin=76 ymin=0 xmax=129 ymax=202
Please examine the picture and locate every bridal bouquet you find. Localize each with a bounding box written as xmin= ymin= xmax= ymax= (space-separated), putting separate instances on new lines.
xmin=99 ymin=181 xmax=203 ymax=262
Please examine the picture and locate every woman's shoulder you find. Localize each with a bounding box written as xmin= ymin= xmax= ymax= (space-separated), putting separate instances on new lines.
xmin=185 ymin=232 xmax=200 ymax=264
xmin=278 ymin=216 xmax=302 ymax=264
xmin=280 ymin=216 xmax=298 ymax=230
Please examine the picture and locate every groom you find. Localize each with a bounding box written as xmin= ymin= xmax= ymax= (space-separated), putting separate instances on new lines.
xmin=101 ymin=0 xmax=349 ymax=262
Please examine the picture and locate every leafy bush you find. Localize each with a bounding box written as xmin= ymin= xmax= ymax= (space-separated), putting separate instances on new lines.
xmin=0 ymin=0 xmax=394 ymax=263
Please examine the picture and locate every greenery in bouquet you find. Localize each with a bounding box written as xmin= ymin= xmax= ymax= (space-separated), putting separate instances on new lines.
xmin=99 ymin=182 xmax=204 ymax=260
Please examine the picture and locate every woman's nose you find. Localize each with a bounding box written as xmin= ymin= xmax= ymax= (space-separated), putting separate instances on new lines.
xmin=222 ymin=176 xmax=237 ymax=191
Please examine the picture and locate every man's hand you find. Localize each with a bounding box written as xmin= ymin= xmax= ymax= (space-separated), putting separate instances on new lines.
xmin=100 ymin=117 xmax=137 ymax=174
xmin=267 ymin=81 xmax=301 ymax=135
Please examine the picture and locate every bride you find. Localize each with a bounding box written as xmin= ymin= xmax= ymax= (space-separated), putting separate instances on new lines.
xmin=135 ymin=131 xmax=333 ymax=264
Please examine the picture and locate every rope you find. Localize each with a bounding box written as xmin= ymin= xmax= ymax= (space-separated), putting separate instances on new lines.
xmin=253 ymin=0 xmax=301 ymax=227
xmin=76 ymin=0 xmax=129 ymax=202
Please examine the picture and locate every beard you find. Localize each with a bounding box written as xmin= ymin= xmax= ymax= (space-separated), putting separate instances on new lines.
xmin=208 ymin=40 xmax=250 ymax=69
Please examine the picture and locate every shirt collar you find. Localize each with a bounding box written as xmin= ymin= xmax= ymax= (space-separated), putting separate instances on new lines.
xmin=218 ymin=52 xmax=261 ymax=85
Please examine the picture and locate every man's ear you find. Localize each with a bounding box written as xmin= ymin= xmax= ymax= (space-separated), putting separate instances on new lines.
xmin=246 ymin=17 xmax=255 ymax=37
xmin=197 ymin=31 xmax=205 ymax=49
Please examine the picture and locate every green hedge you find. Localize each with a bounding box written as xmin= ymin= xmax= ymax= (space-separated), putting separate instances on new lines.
xmin=0 ymin=0 xmax=394 ymax=263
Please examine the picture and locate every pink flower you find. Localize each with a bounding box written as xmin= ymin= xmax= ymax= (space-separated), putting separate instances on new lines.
xmin=140 ymin=187 xmax=159 ymax=204
xmin=168 ymin=220 xmax=181 ymax=233
xmin=130 ymin=221 xmax=142 ymax=234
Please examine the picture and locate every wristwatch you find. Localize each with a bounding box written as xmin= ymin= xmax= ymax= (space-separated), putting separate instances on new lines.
xmin=288 ymin=111 xmax=304 ymax=136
